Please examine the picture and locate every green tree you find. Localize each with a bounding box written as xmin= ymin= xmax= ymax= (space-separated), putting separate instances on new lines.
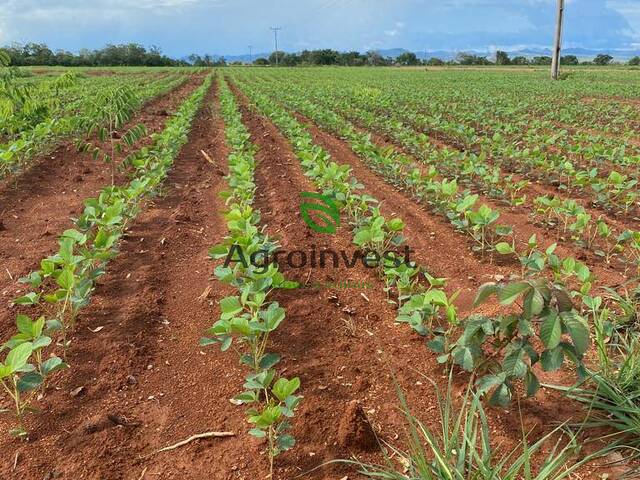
xmin=366 ymin=51 xmax=390 ymax=66
xmin=309 ymin=49 xmax=339 ymax=65
xmin=495 ymin=50 xmax=511 ymax=65
xmin=396 ymin=51 xmax=420 ymax=66
xmin=593 ymin=54 xmax=614 ymax=65
xmin=338 ymin=51 xmax=366 ymax=66
xmin=531 ymin=56 xmax=552 ymax=65
xmin=511 ymin=56 xmax=529 ymax=65
xmin=560 ymin=55 xmax=579 ymax=65
xmin=426 ymin=57 xmax=445 ymax=66
xmin=253 ymin=58 xmax=270 ymax=66
xmin=268 ymin=51 xmax=286 ymax=66
xmin=456 ymin=52 xmax=490 ymax=65
xmin=628 ymin=56 xmax=640 ymax=66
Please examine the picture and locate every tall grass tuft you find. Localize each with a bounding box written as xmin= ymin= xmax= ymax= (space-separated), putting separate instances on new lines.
xmin=347 ymin=373 xmax=602 ymax=480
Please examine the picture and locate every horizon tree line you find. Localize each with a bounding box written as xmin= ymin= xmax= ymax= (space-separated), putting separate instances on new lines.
xmin=2 ymin=42 xmax=638 ymax=67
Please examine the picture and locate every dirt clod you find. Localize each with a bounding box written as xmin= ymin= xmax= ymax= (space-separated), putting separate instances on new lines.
xmin=337 ymin=400 xmax=377 ymax=451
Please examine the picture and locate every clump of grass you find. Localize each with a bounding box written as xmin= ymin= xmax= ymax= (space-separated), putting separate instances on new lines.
xmin=561 ymin=333 xmax=640 ymax=453
xmin=344 ymin=373 xmax=603 ymax=480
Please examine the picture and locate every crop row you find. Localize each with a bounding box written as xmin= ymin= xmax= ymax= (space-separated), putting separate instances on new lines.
xmin=0 ymin=69 xmax=189 ymax=178
xmin=238 ymin=74 xmax=640 ymax=277
xmin=0 ymin=73 xmax=211 ymax=438
xmin=258 ymin=71 xmax=640 ymax=211
xmin=201 ymin=76 xmax=301 ymax=476
xmin=232 ymin=74 xmax=598 ymax=410
xmin=228 ymin=73 xmax=640 ymax=475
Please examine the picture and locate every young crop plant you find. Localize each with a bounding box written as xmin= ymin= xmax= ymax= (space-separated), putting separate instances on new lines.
xmin=249 ymin=78 xmax=516 ymax=257
xmin=232 ymin=77 xmax=424 ymax=287
xmin=1 ymin=69 xmax=187 ymax=179
xmin=77 ymin=85 xmax=148 ymax=184
xmin=276 ymin=69 xmax=640 ymax=218
xmin=202 ymin=77 xmax=300 ymax=476
xmin=1 ymin=320 xmax=67 ymax=439
xmin=0 ymin=74 xmax=212 ymax=438
xmin=453 ymin=278 xmax=589 ymax=406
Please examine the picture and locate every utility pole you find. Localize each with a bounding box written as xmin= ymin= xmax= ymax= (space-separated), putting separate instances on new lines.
xmin=248 ymin=45 xmax=253 ymax=65
xmin=551 ymin=0 xmax=565 ymax=80
xmin=270 ymin=27 xmax=282 ymax=66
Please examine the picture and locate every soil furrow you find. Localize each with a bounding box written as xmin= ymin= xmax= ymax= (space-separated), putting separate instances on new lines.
xmin=0 ymin=74 xmax=205 ymax=334
xmin=0 ymin=77 xmax=235 ymax=479
xmin=370 ymin=112 xmax=640 ymax=230
xmin=228 ymin=81 xmax=588 ymax=479
xmin=298 ymin=111 xmax=627 ymax=298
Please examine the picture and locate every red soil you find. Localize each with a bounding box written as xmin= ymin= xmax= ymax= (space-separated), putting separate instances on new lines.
xmin=0 ymin=77 xmax=631 ymax=480
xmin=0 ymin=75 xmax=204 ymax=336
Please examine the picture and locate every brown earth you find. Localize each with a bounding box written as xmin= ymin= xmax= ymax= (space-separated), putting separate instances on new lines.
xmin=0 ymin=74 xmax=633 ymax=480
xmin=0 ymin=74 xmax=204 ymax=336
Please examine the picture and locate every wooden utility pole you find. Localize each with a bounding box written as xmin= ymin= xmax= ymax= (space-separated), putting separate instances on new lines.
xmin=248 ymin=45 xmax=253 ymax=65
xmin=551 ymin=0 xmax=565 ymax=80
xmin=270 ymin=27 xmax=282 ymax=66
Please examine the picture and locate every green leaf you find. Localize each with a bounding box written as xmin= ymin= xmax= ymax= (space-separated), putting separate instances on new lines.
xmin=252 ymin=405 xmax=282 ymax=428
xmin=497 ymin=282 xmax=530 ymax=305
xmin=426 ymin=336 xmax=445 ymax=354
xmin=489 ymin=383 xmax=512 ymax=407
xmin=219 ymin=296 xmax=242 ymax=319
xmin=523 ymin=288 xmax=545 ymax=317
xmin=272 ymin=377 xmax=301 ymax=402
xmin=540 ymin=313 xmax=562 ymax=349
xmin=476 ymin=374 xmax=504 ymax=394
xmin=387 ymin=218 xmax=404 ymax=232
xmin=220 ymin=336 xmax=232 ymax=352
xmin=62 ymin=229 xmax=87 ymax=244
xmin=277 ymin=433 xmax=296 ymax=451
xmin=234 ymin=391 xmax=258 ymax=404
xmin=503 ymin=346 xmax=527 ymax=378
xmin=6 ymin=342 xmax=33 ymax=373
xmin=259 ymin=353 xmax=281 ymax=370
xmin=16 ymin=315 xmax=32 ymax=336
xmin=524 ymin=369 xmax=540 ymax=397
xmin=56 ymin=266 xmax=75 ymax=290
xmin=41 ymin=357 xmax=67 ymax=376
xmin=561 ymin=311 xmax=590 ymax=356
xmin=541 ymin=346 xmax=564 ymax=371
xmin=495 ymin=242 xmax=515 ymax=255
xmin=17 ymin=372 xmax=43 ymax=392
xmin=248 ymin=428 xmax=266 ymax=438
xmin=453 ymin=346 xmax=475 ymax=372
xmin=14 ymin=292 xmax=39 ymax=305
xmin=473 ymin=282 xmax=498 ymax=307
xmin=263 ymin=305 xmax=286 ymax=331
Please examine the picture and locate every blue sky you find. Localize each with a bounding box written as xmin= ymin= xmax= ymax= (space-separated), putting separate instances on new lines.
xmin=1 ymin=0 xmax=639 ymax=57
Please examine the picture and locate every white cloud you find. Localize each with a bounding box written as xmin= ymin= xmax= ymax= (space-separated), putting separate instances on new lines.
xmin=607 ymin=0 xmax=640 ymax=37
xmin=0 ymin=0 xmax=638 ymax=57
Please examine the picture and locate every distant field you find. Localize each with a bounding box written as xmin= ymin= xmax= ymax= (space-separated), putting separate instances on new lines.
xmin=2 ymin=66 xmax=640 ymax=479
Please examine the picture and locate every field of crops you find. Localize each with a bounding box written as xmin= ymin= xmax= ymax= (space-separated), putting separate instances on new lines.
xmin=1 ymin=65 xmax=640 ymax=479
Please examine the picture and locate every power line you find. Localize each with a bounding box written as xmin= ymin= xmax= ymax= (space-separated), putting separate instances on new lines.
xmin=270 ymin=26 xmax=282 ymax=66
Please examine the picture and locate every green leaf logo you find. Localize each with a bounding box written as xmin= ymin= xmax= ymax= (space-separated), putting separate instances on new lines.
xmin=299 ymin=192 xmax=340 ymax=234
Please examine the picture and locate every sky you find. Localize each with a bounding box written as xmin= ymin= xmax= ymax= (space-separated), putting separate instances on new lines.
xmin=0 ymin=0 xmax=639 ymax=57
